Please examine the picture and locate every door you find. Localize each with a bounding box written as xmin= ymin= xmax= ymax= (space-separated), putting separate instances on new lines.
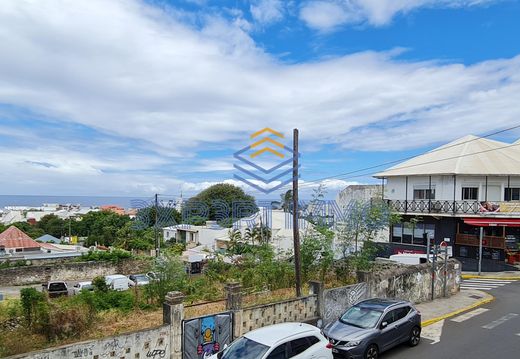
xmin=378 ymin=309 xmax=400 ymax=351
xmin=393 ymin=307 xmax=414 ymax=343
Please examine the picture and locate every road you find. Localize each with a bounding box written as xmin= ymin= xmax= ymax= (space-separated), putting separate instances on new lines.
xmin=384 ymin=279 xmax=520 ymax=359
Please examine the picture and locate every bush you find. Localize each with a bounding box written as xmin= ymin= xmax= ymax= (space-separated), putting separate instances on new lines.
xmin=46 ymin=302 xmax=93 ymax=340
xmin=144 ymin=254 xmax=188 ymax=305
xmin=73 ymin=290 xmax=136 ymax=312
xmin=79 ymin=248 xmax=133 ymax=263
xmin=92 ymin=276 xmax=109 ymax=292
xmin=20 ymin=288 xmax=46 ymax=327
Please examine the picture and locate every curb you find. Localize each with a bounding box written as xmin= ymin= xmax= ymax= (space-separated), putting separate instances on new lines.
xmin=420 ymin=294 xmax=495 ymax=327
xmin=462 ymin=274 xmax=520 ymax=280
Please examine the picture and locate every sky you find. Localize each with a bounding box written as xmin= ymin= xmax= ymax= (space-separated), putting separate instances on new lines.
xmin=0 ymin=0 xmax=519 ymax=200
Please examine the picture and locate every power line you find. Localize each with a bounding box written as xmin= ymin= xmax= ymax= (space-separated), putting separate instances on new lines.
xmin=297 ymin=141 xmax=520 ymax=189
xmin=296 ymin=124 xmax=520 ymax=189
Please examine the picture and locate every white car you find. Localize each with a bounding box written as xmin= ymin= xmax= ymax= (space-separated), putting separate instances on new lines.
xmin=72 ymin=281 xmax=93 ymax=295
xmin=209 ymin=323 xmax=332 ymax=359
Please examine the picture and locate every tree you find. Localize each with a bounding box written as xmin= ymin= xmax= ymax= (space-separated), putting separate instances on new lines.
xmin=336 ymin=198 xmax=401 ymax=257
xmin=186 ymin=183 xmax=258 ymax=224
xmin=300 ymin=225 xmax=334 ymax=282
xmin=38 ymin=214 xmax=65 ymax=238
xmin=144 ymin=254 xmax=188 ymax=305
xmin=280 ymin=190 xmax=293 ymax=213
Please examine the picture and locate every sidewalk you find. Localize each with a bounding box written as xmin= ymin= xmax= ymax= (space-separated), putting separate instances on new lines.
xmin=418 ymin=289 xmax=494 ymax=327
xmin=462 ymin=271 xmax=520 ymax=280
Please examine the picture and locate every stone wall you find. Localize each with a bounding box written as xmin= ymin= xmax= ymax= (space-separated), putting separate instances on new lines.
xmin=359 ymin=259 xmax=461 ymax=304
xmin=321 ymin=283 xmax=369 ymax=326
xmin=7 ymin=325 xmax=171 ymax=359
xmin=0 ymin=259 xmax=151 ymax=286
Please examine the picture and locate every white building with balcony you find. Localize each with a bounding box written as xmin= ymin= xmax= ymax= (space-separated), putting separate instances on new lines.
xmin=375 ymin=135 xmax=520 ymax=269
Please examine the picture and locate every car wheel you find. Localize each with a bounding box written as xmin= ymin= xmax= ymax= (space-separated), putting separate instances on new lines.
xmin=364 ymin=344 xmax=379 ymax=359
xmin=408 ymin=326 xmax=421 ymax=347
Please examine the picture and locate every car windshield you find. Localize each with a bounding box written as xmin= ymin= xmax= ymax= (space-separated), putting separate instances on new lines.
xmin=340 ymin=305 xmax=383 ymax=329
xmin=49 ymin=283 xmax=66 ymax=291
xmin=219 ymin=337 xmax=269 ymax=359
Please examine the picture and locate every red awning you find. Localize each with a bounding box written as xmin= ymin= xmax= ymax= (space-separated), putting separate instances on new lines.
xmin=464 ymin=218 xmax=520 ymax=227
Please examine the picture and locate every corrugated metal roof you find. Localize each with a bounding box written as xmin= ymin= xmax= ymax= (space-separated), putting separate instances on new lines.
xmin=0 ymin=226 xmax=41 ymax=249
xmin=374 ymin=135 xmax=520 ymax=177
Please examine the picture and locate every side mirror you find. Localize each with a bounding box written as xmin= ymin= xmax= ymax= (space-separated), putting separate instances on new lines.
xmin=223 ymin=344 xmax=228 ymax=350
xmin=316 ymin=319 xmax=323 ymax=329
xmin=380 ymin=321 xmax=388 ymax=329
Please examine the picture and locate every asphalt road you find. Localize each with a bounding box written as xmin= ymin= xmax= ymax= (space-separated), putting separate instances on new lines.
xmin=383 ymin=280 xmax=520 ymax=359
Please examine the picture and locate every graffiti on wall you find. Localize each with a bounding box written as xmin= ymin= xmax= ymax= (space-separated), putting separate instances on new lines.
xmin=183 ymin=313 xmax=232 ymax=359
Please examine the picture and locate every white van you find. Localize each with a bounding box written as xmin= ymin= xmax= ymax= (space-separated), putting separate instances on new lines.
xmin=105 ymin=274 xmax=130 ymax=291
xmin=389 ymin=254 xmax=430 ymax=265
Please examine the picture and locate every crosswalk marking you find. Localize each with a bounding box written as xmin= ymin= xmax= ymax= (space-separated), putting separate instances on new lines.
xmin=460 ymin=278 xmax=516 ymax=291
xmin=451 ymin=308 xmax=490 ymax=323
xmin=482 ymin=313 xmax=518 ymax=329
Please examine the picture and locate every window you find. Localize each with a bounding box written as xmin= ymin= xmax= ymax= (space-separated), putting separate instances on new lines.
xmin=392 ymin=224 xmax=403 ymax=243
xmin=396 ymin=307 xmax=411 ymax=321
xmin=505 ymin=188 xmax=520 ymax=201
xmin=381 ymin=310 xmax=398 ymax=326
xmin=413 ymin=189 xmax=435 ymax=200
xmin=266 ymin=344 xmax=287 ymax=359
xmin=288 ymin=337 xmax=313 ymax=357
xmin=462 ymin=187 xmax=479 ymax=200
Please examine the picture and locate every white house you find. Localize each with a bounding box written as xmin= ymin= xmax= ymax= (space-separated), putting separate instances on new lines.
xmin=374 ymin=135 xmax=520 ymax=265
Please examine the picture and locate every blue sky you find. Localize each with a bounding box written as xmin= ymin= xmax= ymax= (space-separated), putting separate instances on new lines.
xmin=0 ymin=0 xmax=519 ymax=200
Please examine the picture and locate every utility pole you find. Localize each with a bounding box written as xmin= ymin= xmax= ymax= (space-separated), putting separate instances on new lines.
xmin=292 ymin=128 xmax=302 ymax=297
xmin=478 ymin=226 xmax=483 ymax=275
xmin=155 ymin=193 xmax=160 ymax=257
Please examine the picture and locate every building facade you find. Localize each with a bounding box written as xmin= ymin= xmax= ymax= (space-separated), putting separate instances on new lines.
xmin=375 ymin=135 xmax=520 ymax=268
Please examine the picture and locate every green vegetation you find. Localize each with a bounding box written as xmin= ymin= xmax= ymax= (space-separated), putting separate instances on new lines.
xmin=186 ymin=183 xmax=258 ymax=225
xmin=78 ymin=248 xmax=134 ymax=263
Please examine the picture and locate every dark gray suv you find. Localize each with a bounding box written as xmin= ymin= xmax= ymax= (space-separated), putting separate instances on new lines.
xmin=322 ymin=298 xmax=421 ymax=359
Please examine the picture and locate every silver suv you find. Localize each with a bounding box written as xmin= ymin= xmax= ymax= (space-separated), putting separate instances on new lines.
xmin=322 ymin=298 xmax=421 ymax=359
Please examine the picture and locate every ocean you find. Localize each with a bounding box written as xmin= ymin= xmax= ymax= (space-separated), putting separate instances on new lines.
xmin=0 ymin=195 xmax=150 ymax=209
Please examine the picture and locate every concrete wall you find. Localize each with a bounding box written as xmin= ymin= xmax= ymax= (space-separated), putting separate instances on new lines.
xmin=233 ymin=295 xmax=319 ymax=338
xmin=7 ymin=325 xmax=171 ymax=359
xmin=0 ymin=259 xmax=151 ymax=286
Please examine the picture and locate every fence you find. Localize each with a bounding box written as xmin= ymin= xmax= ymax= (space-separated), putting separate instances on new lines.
xmin=6 ymin=260 xmax=461 ymax=359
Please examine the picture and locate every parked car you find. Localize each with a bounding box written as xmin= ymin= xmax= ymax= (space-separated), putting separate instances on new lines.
xmin=128 ymin=274 xmax=150 ymax=287
xmin=42 ymin=281 xmax=69 ymax=298
xmin=210 ymin=323 xmax=332 ymax=359
xmin=72 ymin=281 xmax=93 ymax=295
xmin=322 ymin=298 xmax=421 ymax=359
xmin=105 ymin=274 xmax=130 ymax=291
xmin=147 ymin=272 xmax=159 ymax=281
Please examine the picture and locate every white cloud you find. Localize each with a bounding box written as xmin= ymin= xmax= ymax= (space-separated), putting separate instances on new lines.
xmin=299 ymin=0 xmax=500 ymax=30
xmin=0 ymin=0 xmax=519 ymax=196
xmin=250 ymin=0 xmax=285 ymax=25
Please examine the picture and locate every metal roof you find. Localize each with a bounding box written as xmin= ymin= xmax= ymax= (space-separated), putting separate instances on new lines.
xmin=0 ymin=226 xmax=41 ymax=249
xmin=374 ymin=135 xmax=520 ymax=177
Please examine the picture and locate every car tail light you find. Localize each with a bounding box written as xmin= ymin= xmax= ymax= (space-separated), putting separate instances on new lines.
xmin=326 ymin=343 xmax=333 ymax=349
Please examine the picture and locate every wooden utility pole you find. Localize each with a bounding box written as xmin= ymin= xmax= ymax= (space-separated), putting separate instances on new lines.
xmin=155 ymin=193 xmax=160 ymax=257
xmin=292 ymin=128 xmax=302 ymax=297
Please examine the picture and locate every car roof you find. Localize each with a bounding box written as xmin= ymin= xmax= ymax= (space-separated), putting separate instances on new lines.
xmin=244 ymin=323 xmax=319 ymax=347
xmin=105 ymin=274 xmax=127 ymax=279
xmin=356 ymin=298 xmax=408 ymax=310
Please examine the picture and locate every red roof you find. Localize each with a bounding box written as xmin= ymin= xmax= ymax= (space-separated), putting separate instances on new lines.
xmin=0 ymin=226 xmax=41 ymax=249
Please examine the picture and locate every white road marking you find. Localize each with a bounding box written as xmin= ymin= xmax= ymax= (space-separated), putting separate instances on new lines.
xmin=482 ymin=313 xmax=519 ymax=329
xmin=460 ymin=279 xmax=516 ymax=291
xmin=460 ymin=287 xmax=493 ymax=290
xmin=421 ymin=319 xmax=444 ymax=345
xmin=464 ymin=280 xmax=512 ymax=284
xmin=451 ymin=308 xmax=490 ymax=323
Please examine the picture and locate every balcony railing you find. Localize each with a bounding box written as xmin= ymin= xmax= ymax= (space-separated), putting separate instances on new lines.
xmin=387 ymin=200 xmax=480 ymax=214
xmin=456 ymin=233 xmax=505 ymax=250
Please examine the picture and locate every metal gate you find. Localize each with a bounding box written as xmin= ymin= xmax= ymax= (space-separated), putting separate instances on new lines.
xmin=182 ymin=312 xmax=233 ymax=359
